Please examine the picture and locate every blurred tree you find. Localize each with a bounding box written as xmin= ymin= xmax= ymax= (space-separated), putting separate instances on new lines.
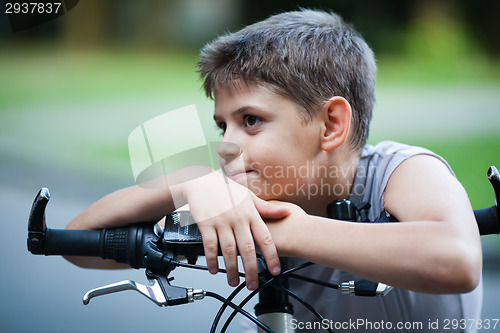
xmin=404 ymin=0 xmax=477 ymax=63
xmin=239 ymin=0 xmax=413 ymax=54
xmin=239 ymin=0 xmax=499 ymax=58
xmin=457 ymin=0 xmax=500 ymax=56
xmin=1 ymin=0 xmax=499 ymax=58
xmin=62 ymin=0 xmax=109 ymax=46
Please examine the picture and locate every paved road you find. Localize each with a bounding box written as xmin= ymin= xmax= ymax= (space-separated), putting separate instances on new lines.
xmin=371 ymin=84 xmax=500 ymax=142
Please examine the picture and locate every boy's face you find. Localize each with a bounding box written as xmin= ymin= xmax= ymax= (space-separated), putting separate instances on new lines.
xmin=213 ymin=82 xmax=325 ymax=204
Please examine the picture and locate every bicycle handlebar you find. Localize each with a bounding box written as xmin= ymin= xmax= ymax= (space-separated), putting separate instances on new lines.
xmin=26 ymin=166 xmax=500 ymax=333
xmin=474 ymin=166 xmax=500 ymax=235
xmin=28 ymin=189 xmax=203 ymax=271
xmin=28 ymin=165 xmax=500 ymax=271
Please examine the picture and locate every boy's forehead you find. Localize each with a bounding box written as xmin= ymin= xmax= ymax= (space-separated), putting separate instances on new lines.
xmin=213 ymin=82 xmax=276 ymax=112
xmin=214 ymin=80 xmax=272 ymax=99
xmin=213 ymin=83 xmax=310 ymax=125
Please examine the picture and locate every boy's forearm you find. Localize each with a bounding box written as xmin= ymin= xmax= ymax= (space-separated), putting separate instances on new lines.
xmin=66 ymin=185 xmax=178 ymax=230
xmin=66 ymin=166 xmax=219 ymax=231
xmin=63 ymin=185 xmax=179 ymax=268
xmin=278 ymin=214 xmax=482 ymax=294
xmin=275 ymin=155 xmax=483 ymax=294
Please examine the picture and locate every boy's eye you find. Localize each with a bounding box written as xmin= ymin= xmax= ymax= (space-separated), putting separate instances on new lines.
xmin=244 ymin=115 xmax=260 ymax=127
xmin=217 ymin=122 xmax=227 ymax=135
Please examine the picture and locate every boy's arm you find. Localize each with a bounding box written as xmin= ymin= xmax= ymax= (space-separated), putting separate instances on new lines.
xmin=65 ymin=165 xmax=217 ymax=232
xmin=267 ymin=155 xmax=482 ymax=294
xmin=66 ymin=186 xmax=176 ymax=230
xmin=64 ymin=168 xmax=289 ymax=290
xmin=64 ymin=184 xmax=178 ymax=269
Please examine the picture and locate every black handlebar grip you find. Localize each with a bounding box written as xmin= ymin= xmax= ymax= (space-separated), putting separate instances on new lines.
xmin=100 ymin=225 xmax=143 ymax=268
xmin=102 ymin=227 xmax=129 ymax=263
xmin=34 ymin=224 xmax=147 ymax=269
xmin=474 ymin=166 xmax=500 ymax=235
xmin=474 ymin=207 xmax=500 ymax=235
xmin=43 ymin=229 xmax=103 ymax=256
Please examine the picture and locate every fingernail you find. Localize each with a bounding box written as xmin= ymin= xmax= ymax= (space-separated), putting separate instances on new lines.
xmin=209 ymin=268 xmax=218 ymax=274
xmin=247 ymin=281 xmax=258 ymax=291
xmin=281 ymin=206 xmax=291 ymax=215
xmin=230 ymin=278 xmax=239 ymax=287
xmin=272 ymin=267 xmax=281 ymax=275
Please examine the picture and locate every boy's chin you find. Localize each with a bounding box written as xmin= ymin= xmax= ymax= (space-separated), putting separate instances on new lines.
xmin=246 ymin=180 xmax=289 ymax=201
xmin=250 ymin=188 xmax=290 ymax=202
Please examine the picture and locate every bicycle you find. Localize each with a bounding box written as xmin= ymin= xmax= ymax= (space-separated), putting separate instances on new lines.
xmin=27 ymin=166 xmax=500 ymax=333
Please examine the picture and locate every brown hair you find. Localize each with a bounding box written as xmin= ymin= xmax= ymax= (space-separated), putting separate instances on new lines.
xmin=198 ymin=9 xmax=377 ymax=150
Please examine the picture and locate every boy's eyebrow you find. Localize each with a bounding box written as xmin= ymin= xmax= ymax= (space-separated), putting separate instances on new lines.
xmin=213 ymin=106 xmax=254 ymax=122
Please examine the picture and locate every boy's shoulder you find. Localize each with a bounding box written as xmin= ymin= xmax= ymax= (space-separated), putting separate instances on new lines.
xmin=362 ymin=140 xmax=428 ymax=158
xmin=360 ymin=141 xmax=451 ymax=173
xmin=351 ymin=140 xmax=453 ymax=220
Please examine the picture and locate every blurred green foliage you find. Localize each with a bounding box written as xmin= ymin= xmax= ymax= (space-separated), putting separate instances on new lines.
xmin=0 ymin=46 xmax=202 ymax=109
xmin=403 ymin=136 xmax=500 ymax=210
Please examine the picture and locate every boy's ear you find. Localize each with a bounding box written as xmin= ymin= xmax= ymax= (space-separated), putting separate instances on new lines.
xmin=321 ymin=96 xmax=351 ymax=151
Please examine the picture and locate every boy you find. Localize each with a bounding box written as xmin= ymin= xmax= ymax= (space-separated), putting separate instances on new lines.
xmin=66 ymin=9 xmax=482 ymax=332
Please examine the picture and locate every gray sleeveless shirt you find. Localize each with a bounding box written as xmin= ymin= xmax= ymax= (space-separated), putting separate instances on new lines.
xmin=285 ymin=141 xmax=483 ymax=333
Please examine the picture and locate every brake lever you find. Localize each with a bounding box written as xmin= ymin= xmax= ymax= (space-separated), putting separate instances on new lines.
xmin=83 ymin=279 xmax=167 ymax=306
xmin=83 ymin=270 xmax=205 ymax=307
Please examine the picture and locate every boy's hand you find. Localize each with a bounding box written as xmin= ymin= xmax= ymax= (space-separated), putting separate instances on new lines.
xmin=176 ymin=170 xmax=290 ymax=290
xmin=263 ymin=201 xmax=308 ymax=257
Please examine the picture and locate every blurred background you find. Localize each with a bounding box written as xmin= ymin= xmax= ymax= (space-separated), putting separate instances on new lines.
xmin=1 ymin=0 xmax=499 ymax=332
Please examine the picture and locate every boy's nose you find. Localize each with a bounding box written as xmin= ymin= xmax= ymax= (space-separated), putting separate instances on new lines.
xmin=217 ymin=142 xmax=242 ymax=164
